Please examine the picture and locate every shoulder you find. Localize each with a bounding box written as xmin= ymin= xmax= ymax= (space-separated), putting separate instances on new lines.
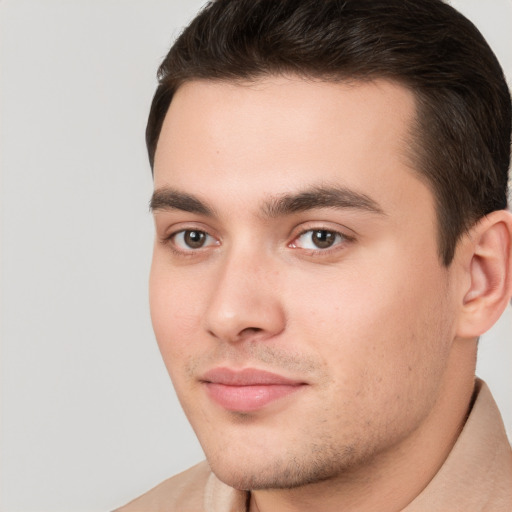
xmin=114 ymin=461 xmax=212 ymax=512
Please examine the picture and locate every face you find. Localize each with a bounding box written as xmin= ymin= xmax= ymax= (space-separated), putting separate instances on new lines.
xmin=149 ymin=77 xmax=460 ymax=490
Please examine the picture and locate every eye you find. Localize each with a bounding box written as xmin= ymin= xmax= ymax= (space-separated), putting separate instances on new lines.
xmin=291 ymin=229 xmax=346 ymax=250
xmin=171 ymin=230 xmax=218 ymax=250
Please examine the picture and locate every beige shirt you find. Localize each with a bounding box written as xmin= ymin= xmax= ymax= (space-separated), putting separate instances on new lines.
xmin=116 ymin=380 xmax=512 ymax=511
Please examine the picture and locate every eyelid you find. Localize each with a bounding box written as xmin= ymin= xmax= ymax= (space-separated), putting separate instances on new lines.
xmin=159 ymin=223 xmax=221 ymax=254
xmin=288 ymin=224 xmax=355 ymax=253
xmin=172 ymin=230 xmax=219 ymax=251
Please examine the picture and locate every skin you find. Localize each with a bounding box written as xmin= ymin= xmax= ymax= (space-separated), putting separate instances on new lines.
xmin=149 ymin=76 xmax=482 ymax=512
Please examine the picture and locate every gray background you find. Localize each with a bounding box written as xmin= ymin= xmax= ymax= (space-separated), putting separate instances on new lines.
xmin=0 ymin=1 xmax=510 ymax=510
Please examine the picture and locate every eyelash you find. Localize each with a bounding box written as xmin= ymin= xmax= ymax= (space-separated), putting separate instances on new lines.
xmin=289 ymin=227 xmax=353 ymax=255
xmin=161 ymin=229 xmax=218 ymax=257
xmin=162 ymin=227 xmax=354 ymax=257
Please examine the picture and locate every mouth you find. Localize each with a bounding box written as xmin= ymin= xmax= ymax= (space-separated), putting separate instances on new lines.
xmin=200 ymin=367 xmax=307 ymax=413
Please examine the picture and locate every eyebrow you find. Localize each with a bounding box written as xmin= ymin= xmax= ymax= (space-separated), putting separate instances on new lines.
xmin=150 ymin=188 xmax=214 ymax=216
xmin=149 ymin=185 xmax=384 ymax=218
xmin=262 ymin=185 xmax=384 ymax=218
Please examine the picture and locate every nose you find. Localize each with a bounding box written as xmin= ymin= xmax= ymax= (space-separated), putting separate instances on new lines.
xmin=203 ymin=251 xmax=286 ymax=344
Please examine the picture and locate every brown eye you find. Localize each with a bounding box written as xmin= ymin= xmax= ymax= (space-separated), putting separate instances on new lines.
xmin=183 ymin=230 xmax=206 ymax=248
xmin=172 ymin=230 xmax=217 ymax=251
xmin=292 ymin=229 xmax=345 ymax=251
xmin=311 ymin=230 xmax=337 ymax=249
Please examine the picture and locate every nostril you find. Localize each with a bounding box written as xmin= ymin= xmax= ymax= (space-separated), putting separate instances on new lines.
xmin=206 ymin=326 xmax=262 ymax=342
xmin=239 ymin=327 xmax=263 ymax=337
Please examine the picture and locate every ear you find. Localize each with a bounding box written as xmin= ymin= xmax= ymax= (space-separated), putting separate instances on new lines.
xmin=455 ymin=209 xmax=512 ymax=338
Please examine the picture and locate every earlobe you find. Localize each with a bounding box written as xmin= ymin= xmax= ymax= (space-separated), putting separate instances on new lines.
xmin=456 ymin=209 xmax=512 ymax=338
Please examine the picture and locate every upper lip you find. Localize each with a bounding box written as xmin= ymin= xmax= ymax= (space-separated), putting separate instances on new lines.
xmin=200 ymin=367 xmax=305 ymax=386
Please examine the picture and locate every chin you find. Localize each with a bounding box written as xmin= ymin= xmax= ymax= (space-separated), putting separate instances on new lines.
xmin=206 ymin=445 xmax=358 ymax=491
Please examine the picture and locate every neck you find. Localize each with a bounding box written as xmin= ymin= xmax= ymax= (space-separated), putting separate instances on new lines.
xmin=250 ymin=342 xmax=476 ymax=512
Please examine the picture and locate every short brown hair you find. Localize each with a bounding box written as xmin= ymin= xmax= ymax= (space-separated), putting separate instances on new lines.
xmin=146 ymin=0 xmax=511 ymax=264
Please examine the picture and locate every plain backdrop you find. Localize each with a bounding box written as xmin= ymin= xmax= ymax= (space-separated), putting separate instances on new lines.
xmin=0 ymin=1 xmax=511 ymax=510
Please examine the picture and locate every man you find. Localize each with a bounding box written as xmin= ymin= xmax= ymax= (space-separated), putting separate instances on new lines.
xmin=117 ymin=0 xmax=512 ymax=510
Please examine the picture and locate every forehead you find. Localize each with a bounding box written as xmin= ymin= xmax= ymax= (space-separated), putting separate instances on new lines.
xmin=153 ymin=76 xmax=430 ymax=220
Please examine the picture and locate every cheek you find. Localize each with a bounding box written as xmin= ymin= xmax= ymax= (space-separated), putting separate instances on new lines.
xmin=289 ymin=257 xmax=452 ymax=390
xmin=149 ymin=260 xmax=204 ymax=362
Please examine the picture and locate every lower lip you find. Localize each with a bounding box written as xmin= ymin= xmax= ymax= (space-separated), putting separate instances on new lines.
xmin=205 ymin=382 xmax=303 ymax=412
